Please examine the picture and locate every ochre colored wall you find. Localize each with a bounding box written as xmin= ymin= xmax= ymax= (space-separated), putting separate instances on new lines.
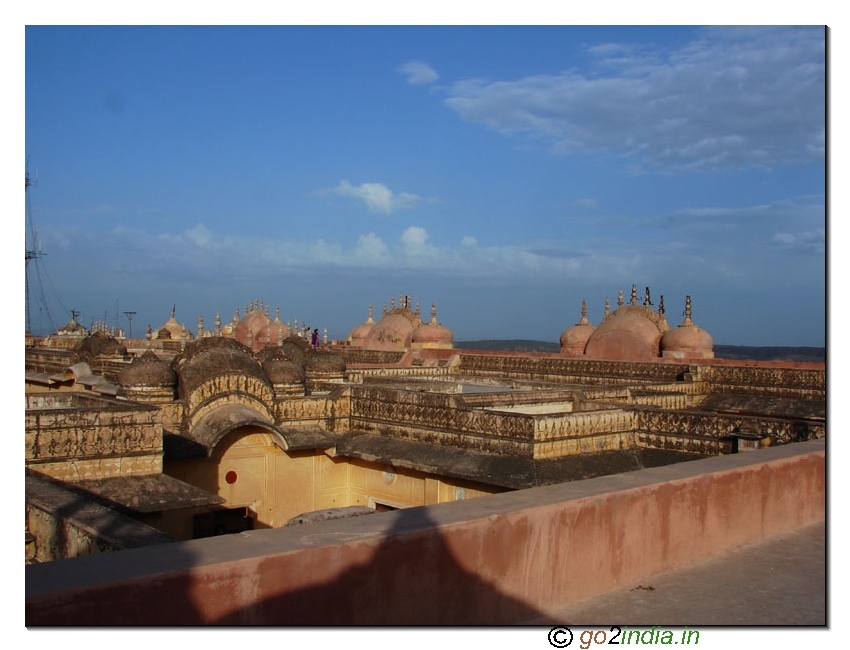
xmin=164 ymin=428 xmax=498 ymax=531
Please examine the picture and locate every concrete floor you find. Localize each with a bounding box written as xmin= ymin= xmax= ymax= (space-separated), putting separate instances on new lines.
xmin=524 ymin=521 xmax=826 ymax=626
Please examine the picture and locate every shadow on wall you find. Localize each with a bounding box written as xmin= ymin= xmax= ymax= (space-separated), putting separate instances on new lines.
xmin=210 ymin=504 xmax=545 ymax=625
xmin=27 ymin=500 xmax=547 ymax=625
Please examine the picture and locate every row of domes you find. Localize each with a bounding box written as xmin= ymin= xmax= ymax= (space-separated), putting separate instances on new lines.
xmin=559 ymin=287 xmax=713 ymax=360
xmin=347 ymin=296 xmax=453 ymax=351
xmin=117 ymin=335 xmax=344 ymax=396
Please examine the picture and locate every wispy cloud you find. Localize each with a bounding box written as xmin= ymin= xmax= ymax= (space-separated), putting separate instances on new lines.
xmin=397 ymin=61 xmax=439 ymax=85
xmin=442 ymin=27 xmax=824 ymax=171
xmin=331 ymin=180 xmax=423 ymax=215
xmin=772 ymin=229 xmax=825 ymax=254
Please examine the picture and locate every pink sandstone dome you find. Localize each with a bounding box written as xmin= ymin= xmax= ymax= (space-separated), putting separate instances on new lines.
xmin=661 ymin=297 xmax=714 ymax=359
xmin=235 ymin=308 xmax=271 ymax=349
xmin=559 ymin=300 xmax=595 ymax=357
xmin=412 ymin=304 xmax=453 ymax=348
xmin=583 ymin=305 xmax=670 ymax=361
xmin=363 ymin=311 xmax=419 ymax=351
xmin=348 ymin=306 xmax=376 ymax=346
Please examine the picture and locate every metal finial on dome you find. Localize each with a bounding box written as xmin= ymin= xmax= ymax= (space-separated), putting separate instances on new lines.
xmin=630 ymin=285 xmax=638 ymax=305
xmin=658 ymin=296 xmax=665 ymax=315
xmin=578 ymin=299 xmax=590 ymax=325
xmin=275 ymin=306 xmax=280 ymax=322
xmin=604 ymin=297 xmax=610 ymax=318
xmin=382 ymin=303 xmax=387 ymax=316
xmin=197 ymin=315 xmax=204 ymax=337
xmin=617 ymin=289 xmax=624 ymax=308
xmin=644 ymin=287 xmax=652 ymax=306
xmin=415 ymin=301 xmax=420 ymax=316
xmin=683 ymin=295 xmax=693 ymax=324
xmin=390 ymin=297 xmax=395 ymax=310
xmin=233 ymin=308 xmax=239 ymax=323
xmin=430 ymin=302 xmax=437 ymax=322
xmin=146 ymin=323 xmax=152 ymax=340
xmin=367 ymin=304 xmax=374 ymax=322
xmin=323 ymin=328 xmax=328 ymax=345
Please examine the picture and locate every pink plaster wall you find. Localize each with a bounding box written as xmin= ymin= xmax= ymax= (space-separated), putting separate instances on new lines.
xmin=26 ymin=439 xmax=825 ymax=625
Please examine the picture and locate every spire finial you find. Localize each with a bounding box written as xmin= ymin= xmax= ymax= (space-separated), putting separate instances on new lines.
xmin=644 ymin=286 xmax=652 ymax=306
xmin=172 ymin=304 xmax=176 ymax=319
xmin=604 ymin=297 xmax=611 ymax=318
xmin=683 ymin=295 xmax=693 ymax=324
xmin=630 ymin=284 xmax=638 ymax=305
xmin=658 ymin=296 xmax=665 ymax=315
xmin=617 ymin=289 xmax=624 ymax=308
xmin=431 ymin=302 xmax=437 ymax=322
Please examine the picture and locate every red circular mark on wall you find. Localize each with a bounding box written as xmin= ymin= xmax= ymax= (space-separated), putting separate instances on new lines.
xmin=225 ymin=470 xmax=238 ymax=484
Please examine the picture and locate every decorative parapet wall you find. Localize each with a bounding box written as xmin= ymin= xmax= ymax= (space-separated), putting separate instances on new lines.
xmin=348 ymin=386 xmax=637 ymax=459
xmin=25 ymin=393 xmax=163 ymax=481
xmin=349 ymin=386 xmax=536 ymax=456
xmin=690 ymin=364 xmax=825 ymax=399
xmin=634 ymin=407 xmax=826 ymax=454
xmin=457 ymin=354 xmax=689 ymax=385
xmin=531 ymin=409 xmax=635 ymax=458
xmin=340 ymin=349 xmax=406 ymax=365
xmin=274 ymin=388 xmax=350 ymax=432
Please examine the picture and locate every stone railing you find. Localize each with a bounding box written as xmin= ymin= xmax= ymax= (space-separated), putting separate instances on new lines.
xmin=25 ymin=393 xmax=162 ymax=481
xmin=690 ymin=364 xmax=825 ymax=399
xmin=339 ymin=349 xmax=406 ymax=365
xmin=457 ymin=354 xmax=689 ymax=385
xmin=349 ymin=386 xmax=535 ymax=456
xmin=634 ymin=407 xmax=826 ymax=454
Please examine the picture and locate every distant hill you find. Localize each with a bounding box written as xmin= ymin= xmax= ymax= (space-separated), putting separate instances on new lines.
xmin=457 ymin=340 xmax=560 ymax=353
xmin=712 ymin=345 xmax=825 ymax=362
xmin=456 ymin=341 xmax=825 ymax=362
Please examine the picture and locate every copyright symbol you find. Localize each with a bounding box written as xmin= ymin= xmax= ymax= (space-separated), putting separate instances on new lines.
xmin=548 ymin=627 xmax=573 ymax=648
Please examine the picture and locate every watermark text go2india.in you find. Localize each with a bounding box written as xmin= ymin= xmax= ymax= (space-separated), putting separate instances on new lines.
xmin=548 ymin=626 xmax=700 ymax=648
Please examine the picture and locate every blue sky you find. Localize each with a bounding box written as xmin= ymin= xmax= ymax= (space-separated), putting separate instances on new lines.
xmin=22 ymin=23 xmax=826 ymax=346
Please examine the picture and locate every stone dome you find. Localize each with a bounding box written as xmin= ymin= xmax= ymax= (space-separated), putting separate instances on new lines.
xmin=584 ymin=305 xmax=670 ymax=361
xmin=661 ymin=296 xmax=714 ymax=359
xmin=118 ymin=349 xmax=177 ymax=388
xmin=363 ymin=310 xmax=420 ymax=351
xmin=235 ymin=307 xmax=272 ymax=349
xmin=559 ymin=300 xmax=595 ymax=357
xmin=55 ymin=318 xmax=89 ymax=338
xmin=75 ymin=331 xmax=128 ymax=361
xmin=348 ymin=305 xmax=376 ymax=346
xmin=171 ymin=337 xmax=269 ymax=397
xmin=256 ymin=345 xmax=307 ymax=384
xmin=264 ymin=357 xmax=307 ymax=385
xmin=153 ymin=309 xmax=193 ymax=341
xmin=412 ymin=304 xmax=453 ymax=348
xmin=256 ymin=319 xmax=291 ymax=349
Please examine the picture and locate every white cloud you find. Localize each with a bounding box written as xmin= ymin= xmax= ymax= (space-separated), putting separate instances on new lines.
xmin=355 ymin=232 xmax=389 ymax=261
xmin=332 ymin=180 xmax=422 ymax=215
xmin=397 ymin=61 xmax=439 ymax=85
xmin=461 ymin=236 xmax=477 ymax=246
xmin=442 ymin=27 xmax=824 ymax=171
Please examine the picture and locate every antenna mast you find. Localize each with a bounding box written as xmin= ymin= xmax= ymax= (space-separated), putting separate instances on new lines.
xmin=25 ymin=167 xmax=45 ymax=334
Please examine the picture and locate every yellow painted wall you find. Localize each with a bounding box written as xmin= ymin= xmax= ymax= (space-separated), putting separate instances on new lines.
xmin=164 ymin=426 xmax=503 ymax=533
